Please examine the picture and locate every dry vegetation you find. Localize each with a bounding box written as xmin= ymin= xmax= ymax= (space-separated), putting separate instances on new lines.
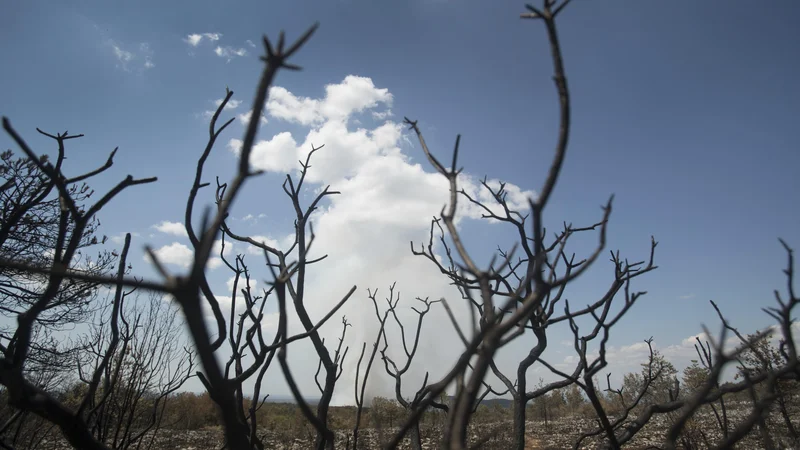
xmin=14 ymin=393 xmax=800 ymax=449
xmin=1 ymin=1 xmax=798 ymax=449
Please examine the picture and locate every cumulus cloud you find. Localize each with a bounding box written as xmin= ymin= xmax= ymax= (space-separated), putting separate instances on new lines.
xmin=228 ymin=131 xmax=299 ymax=175
xmin=565 ymin=322 xmax=800 ymax=389
xmin=221 ymin=75 xmax=535 ymax=403
xmin=226 ymin=275 xmax=258 ymax=293
xmin=199 ymin=292 xmax=280 ymax=341
xmin=147 ymin=242 xmax=193 ymax=268
xmin=243 ymin=235 xmax=281 ymax=256
xmin=264 ymin=87 xmax=322 ymax=126
xmin=372 ymin=109 xmax=393 ymax=120
xmin=237 ymin=110 xmax=269 ymax=127
xmin=145 ymin=239 xmax=232 ymax=270
xmin=211 ymin=238 xmax=235 ymax=258
xmin=151 ymin=221 xmax=188 ymax=237
xmin=265 ymin=76 xmax=393 ymax=126
xmin=458 ymin=175 xmax=536 ymax=221
xmin=559 ymin=340 xmax=655 ymax=374
xmin=184 ymin=34 xmax=203 ymax=47
xmin=667 ymin=322 xmax=800 ymax=360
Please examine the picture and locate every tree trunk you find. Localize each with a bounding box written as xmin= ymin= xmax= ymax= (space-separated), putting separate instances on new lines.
xmin=314 ymin=367 xmax=336 ymax=450
xmin=512 ymin=393 xmax=526 ymax=450
xmin=409 ymin=422 xmax=422 ymax=450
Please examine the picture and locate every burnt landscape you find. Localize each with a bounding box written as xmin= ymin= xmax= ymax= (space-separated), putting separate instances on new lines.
xmin=1 ymin=0 xmax=799 ymax=449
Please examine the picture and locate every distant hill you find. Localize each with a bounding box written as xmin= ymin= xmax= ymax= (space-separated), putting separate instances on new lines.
xmin=446 ymin=396 xmax=512 ymax=408
xmin=244 ymin=395 xmax=514 ymax=408
xmin=477 ymin=397 xmax=513 ymax=408
xmin=263 ymin=396 xmax=321 ymax=405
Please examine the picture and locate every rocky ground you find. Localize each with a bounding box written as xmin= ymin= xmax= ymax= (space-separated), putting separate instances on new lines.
xmin=33 ymin=407 xmax=797 ymax=449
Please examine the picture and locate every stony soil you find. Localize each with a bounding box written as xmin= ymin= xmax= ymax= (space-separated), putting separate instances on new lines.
xmin=33 ymin=406 xmax=797 ymax=449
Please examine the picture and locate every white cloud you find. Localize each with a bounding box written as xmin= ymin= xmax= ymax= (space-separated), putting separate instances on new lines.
xmin=560 ymin=340 xmax=654 ymax=373
xmin=214 ymin=46 xmax=248 ymax=61
xmin=110 ymin=232 xmax=141 ymax=244
xmin=111 ymin=44 xmax=132 ymax=64
xmin=244 ymin=235 xmax=281 ymax=256
xmin=238 ymin=213 xmax=267 ymax=222
xmin=222 ymin=75 xmax=534 ymax=403
xmin=147 ymin=242 xmax=193 ymax=268
xmin=199 ymin=292 xmax=280 ymax=341
xmin=226 ymin=276 xmax=258 ymax=293
xmin=458 ymin=176 xmax=535 ymax=221
xmin=679 ymin=332 xmax=712 ymax=348
xmin=321 ymin=76 xmax=393 ymax=121
xmin=183 ymin=33 xmax=248 ymax=61
xmin=105 ymin=39 xmax=154 ymax=72
xmin=372 ymin=109 xmax=393 ymax=120
xmin=144 ymin=239 xmax=231 ymax=270
xmin=184 ymin=32 xmax=222 ymax=47
xmin=245 ymin=39 xmax=256 ymax=48
xmin=151 ymin=221 xmax=188 ymax=237
xmin=265 ymin=87 xmax=322 ymax=126
xmin=184 ymin=34 xmax=203 ymax=47
xmin=237 ymin=110 xmax=268 ymax=127
xmin=678 ymin=293 xmax=696 ymax=300
xmin=228 ymin=131 xmax=298 ymax=174
xmin=215 ymin=98 xmax=242 ymax=110
xmin=202 ymin=98 xmax=244 ymax=119
xmin=211 ymin=239 xmax=235 ymax=259
xmin=266 ymin=76 xmax=393 ymax=126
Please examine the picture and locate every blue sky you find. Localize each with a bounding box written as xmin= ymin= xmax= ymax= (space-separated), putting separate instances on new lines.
xmin=2 ymin=0 xmax=799 ymax=400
